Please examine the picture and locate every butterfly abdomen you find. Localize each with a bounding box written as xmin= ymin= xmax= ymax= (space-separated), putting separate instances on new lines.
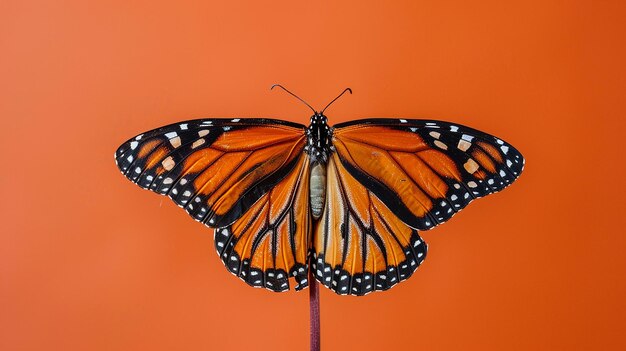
xmin=310 ymin=162 xmax=326 ymax=219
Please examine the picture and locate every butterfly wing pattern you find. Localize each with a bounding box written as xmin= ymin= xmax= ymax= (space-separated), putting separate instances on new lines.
xmin=115 ymin=118 xmax=313 ymax=291
xmin=115 ymin=116 xmax=524 ymax=296
xmin=332 ymin=119 xmax=524 ymax=230
xmin=215 ymin=153 xmax=312 ymax=291
xmin=313 ymin=153 xmax=428 ymax=295
xmin=312 ymin=118 xmax=524 ymax=294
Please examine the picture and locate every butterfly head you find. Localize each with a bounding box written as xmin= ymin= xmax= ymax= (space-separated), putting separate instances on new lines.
xmin=310 ymin=112 xmax=328 ymax=125
xmin=270 ymin=84 xmax=352 ymax=164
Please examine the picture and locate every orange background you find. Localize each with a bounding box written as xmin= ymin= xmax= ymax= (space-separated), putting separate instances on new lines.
xmin=2 ymin=1 xmax=625 ymax=350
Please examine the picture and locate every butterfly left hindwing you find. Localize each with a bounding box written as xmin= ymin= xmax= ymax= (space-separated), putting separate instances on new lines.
xmin=215 ymin=153 xmax=312 ymax=292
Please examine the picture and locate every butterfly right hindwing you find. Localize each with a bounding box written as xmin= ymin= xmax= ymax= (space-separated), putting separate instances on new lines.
xmin=313 ymin=153 xmax=428 ymax=295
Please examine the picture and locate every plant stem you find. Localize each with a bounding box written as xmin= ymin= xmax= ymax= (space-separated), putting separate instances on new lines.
xmin=309 ymin=266 xmax=320 ymax=351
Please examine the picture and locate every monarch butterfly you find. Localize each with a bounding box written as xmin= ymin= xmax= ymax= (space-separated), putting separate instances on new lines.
xmin=114 ymin=86 xmax=524 ymax=296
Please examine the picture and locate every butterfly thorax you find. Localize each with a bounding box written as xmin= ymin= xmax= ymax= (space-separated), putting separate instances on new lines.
xmin=305 ymin=113 xmax=333 ymax=164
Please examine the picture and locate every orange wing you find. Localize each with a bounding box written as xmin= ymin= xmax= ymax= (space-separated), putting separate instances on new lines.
xmin=331 ymin=119 xmax=524 ymax=230
xmin=216 ymin=154 xmax=311 ymax=292
xmin=114 ymin=118 xmax=306 ymax=228
xmin=315 ymin=119 xmax=524 ymax=295
xmin=313 ymin=153 xmax=428 ymax=295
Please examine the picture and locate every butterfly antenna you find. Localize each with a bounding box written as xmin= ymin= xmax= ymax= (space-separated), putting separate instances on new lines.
xmin=271 ymin=84 xmax=317 ymax=114
xmin=321 ymin=88 xmax=352 ymax=114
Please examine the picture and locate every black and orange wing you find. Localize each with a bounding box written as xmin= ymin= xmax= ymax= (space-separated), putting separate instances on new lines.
xmin=115 ymin=118 xmax=313 ymax=291
xmin=215 ymin=153 xmax=312 ymax=291
xmin=115 ymin=118 xmax=306 ymax=228
xmin=313 ymin=153 xmax=428 ymax=295
xmin=313 ymin=119 xmax=524 ymax=295
xmin=331 ymin=119 xmax=524 ymax=230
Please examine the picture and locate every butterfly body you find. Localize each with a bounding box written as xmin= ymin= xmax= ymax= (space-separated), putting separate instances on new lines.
xmin=115 ymin=113 xmax=524 ymax=296
xmin=304 ymin=112 xmax=333 ymax=219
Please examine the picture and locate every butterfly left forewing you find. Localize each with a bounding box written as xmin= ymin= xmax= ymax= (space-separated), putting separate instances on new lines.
xmin=331 ymin=119 xmax=525 ymax=231
xmin=114 ymin=118 xmax=307 ymax=228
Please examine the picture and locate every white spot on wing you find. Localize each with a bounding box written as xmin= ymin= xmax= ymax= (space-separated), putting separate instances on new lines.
xmin=461 ymin=134 xmax=474 ymax=142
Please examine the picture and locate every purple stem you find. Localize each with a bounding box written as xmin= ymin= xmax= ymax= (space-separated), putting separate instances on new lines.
xmin=309 ymin=266 xmax=320 ymax=351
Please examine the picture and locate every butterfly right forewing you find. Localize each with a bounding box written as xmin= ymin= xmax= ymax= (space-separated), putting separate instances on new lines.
xmin=331 ymin=119 xmax=525 ymax=231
